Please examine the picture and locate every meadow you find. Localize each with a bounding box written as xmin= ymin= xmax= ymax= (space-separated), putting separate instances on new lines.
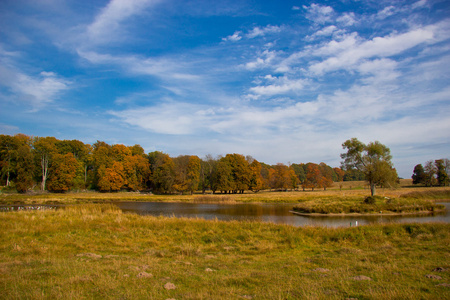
xmin=1 ymin=181 xmax=449 ymax=298
xmin=1 ymin=204 xmax=449 ymax=299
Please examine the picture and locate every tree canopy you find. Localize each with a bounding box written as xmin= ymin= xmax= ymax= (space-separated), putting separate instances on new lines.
xmin=341 ymin=138 xmax=398 ymax=196
xmin=0 ymin=134 xmax=362 ymax=194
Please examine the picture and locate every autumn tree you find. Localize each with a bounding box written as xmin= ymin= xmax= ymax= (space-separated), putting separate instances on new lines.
xmin=302 ymin=163 xmax=322 ymax=191
xmin=269 ymin=163 xmax=292 ymax=190
xmin=249 ymin=159 xmax=265 ymax=192
xmin=97 ymin=161 xmax=126 ymax=192
xmin=341 ymin=138 xmax=398 ymax=196
xmin=33 ymin=136 xmax=58 ymax=191
xmin=319 ymin=162 xmax=334 ymax=190
xmin=173 ymin=155 xmax=201 ymax=194
xmin=47 ymin=153 xmax=78 ymax=192
xmin=123 ymin=154 xmax=149 ymax=191
xmin=333 ymin=167 xmax=345 ymax=182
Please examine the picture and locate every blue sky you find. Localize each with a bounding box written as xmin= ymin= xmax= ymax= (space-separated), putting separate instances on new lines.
xmin=0 ymin=0 xmax=449 ymax=178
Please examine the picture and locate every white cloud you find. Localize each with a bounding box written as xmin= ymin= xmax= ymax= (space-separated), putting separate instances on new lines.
xmin=412 ymin=0 xmax=428 ymax=9
xmin=87 ymin=0 xmax=161 ymax=44
xmin=222 ymin=31 xmax=242 ymax=42
xmin=0 ymin=62 xmax=70 ymax=110
xmin=249 ymin=76 xmax=308 ymax=97
xmin=109 ymin=102 xmax=210 ymax=135
xmin=376 ymin=6 xmax=397 ymax=20
xmin=246 ymin=25 xmax=282 ymax=38
xmin=309 ymin=27 xmax=435 ymax=75
xmin=337 ymin=12 xmax=357 ymax=26
xmin=244 ymin=50 xmax=277 ymax=70
xmin=305 ymin=25 xmax=344 ymax=41
xmin=77 ymin=49 xmax=200 ymax=81
xmin=303 ymin=3 xmax=334 ymax=24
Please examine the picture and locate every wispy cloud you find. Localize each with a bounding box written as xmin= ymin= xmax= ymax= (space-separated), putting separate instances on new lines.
xmin=0 ymin=50 xmax=70 ymax=111
xmin=308 ymin=26 xmax=437 ymax=75
xmin=248 ymin=76 xmax=309 ymax=97
xmin=86 ymin=0 xmax=161 ymax=45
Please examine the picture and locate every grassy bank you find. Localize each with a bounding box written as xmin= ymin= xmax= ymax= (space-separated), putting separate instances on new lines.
xmin=1 ymin=184 xmax=450 ymax=205
xmin=1 ymin=204 xmax=449 ymax=299
xmin=292 ymin=196 xmax=445 ymax=215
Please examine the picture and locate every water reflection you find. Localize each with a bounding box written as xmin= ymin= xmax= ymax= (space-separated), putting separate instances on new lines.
xmin=116 ymin=202 xmax=450 ymax=228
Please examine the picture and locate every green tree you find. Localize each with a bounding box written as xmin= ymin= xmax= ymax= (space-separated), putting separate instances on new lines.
xmin=92 ymin=141 xmax=113 ymax=189
xmin=199 ymin=154 xmax=216 ymax=194
xmin=341 ymin=138 xmax=398 ymax=196
xmin=211 ymin=158 xmax=233 ymax=194
xmin=423 ymin=160 xmax=437 ymax=187
xmin=435 ymin=159 xmax=449 ymax=186
xmin=412 ymin=164 xmax=426 ymax=185
xmin=291 ymin=163 xmax=306 ymax=185
xmin=226 ymin=154 xmax=251 ymax=193
xmin=15 ymin=139 xmax=35 ymax=193
xmin=0 ymin=135 xmax=16 ymax=187
xmin=149 ymin=151 xmax=175 ymax=194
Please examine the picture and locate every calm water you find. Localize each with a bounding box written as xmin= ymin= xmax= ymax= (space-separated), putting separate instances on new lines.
xmin=116 ymin=201 xmax=450 ymax=228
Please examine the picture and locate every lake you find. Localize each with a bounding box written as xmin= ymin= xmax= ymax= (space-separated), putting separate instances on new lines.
xmin=116 ymin=201 xmax=450 ymax=227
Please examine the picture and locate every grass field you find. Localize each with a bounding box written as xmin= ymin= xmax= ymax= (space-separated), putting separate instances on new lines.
xmin=1 ymin=204 xmax=449 ymax=299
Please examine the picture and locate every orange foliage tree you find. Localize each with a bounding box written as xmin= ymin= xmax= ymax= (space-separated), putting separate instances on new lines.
xmin=47 ymin=153 xmax=78 ymax=192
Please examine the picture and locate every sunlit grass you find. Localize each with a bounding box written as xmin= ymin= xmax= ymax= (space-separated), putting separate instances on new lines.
xmin=1 ymin=205 xmax=449 ymax=299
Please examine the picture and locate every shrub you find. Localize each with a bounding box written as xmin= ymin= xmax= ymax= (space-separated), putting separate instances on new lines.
xmin=363 ymin=196 xmax=376 ymax=204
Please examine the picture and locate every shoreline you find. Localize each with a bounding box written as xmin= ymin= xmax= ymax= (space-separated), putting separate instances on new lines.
xmin=290 ymin=209 xmax=447 ymax=217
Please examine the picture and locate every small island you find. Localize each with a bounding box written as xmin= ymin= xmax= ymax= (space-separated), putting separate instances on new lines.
xmin=292 ymin=194 xmax=446 ymax=216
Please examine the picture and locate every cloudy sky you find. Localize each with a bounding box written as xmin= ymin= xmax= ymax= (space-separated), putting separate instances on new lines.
xmin=0 ymin=0 xmax=449 ymax=177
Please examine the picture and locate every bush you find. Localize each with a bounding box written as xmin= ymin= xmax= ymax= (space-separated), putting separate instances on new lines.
xmin=363 ymin=196 xmax=376 ymax=204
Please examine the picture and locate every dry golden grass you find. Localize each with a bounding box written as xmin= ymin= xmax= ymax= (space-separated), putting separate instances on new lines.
xmin=0 ymin=205 xmax=449 ymax=299
xmin=1 ymin=180 xmax=449 ymax=205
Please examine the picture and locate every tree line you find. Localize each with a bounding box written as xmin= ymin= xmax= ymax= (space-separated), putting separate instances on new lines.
xmin=0 ymin=134 xmax=361 ymax=194
xmin=412 ymin=159 xmax=450 ymax=187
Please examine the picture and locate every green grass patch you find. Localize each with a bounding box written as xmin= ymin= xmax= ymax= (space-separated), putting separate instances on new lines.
xmin=0 ymin=204 xmax=449 ymax=299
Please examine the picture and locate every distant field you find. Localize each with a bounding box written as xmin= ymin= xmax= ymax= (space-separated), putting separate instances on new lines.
xmin=1 ymin=180 xmax=449 ymax=205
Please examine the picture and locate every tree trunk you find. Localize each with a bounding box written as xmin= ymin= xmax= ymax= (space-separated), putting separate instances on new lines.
xmin=370 ymin=183 xmax=376 ymax=196
xmin=41 ymin=154 xmax=49 ymax=191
